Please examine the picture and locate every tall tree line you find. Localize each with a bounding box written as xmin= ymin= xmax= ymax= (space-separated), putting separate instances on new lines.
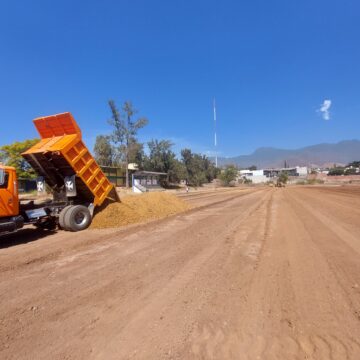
xmin=94 ymin=100 xmax=219 ymax=187
xmin=0 ymin=139 xmax=39 ymax=179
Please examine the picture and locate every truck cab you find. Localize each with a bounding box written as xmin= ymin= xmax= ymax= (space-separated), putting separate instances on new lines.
xmin=0 ymin=166 xmax=19 ymax=218
xmin=0 ymin=165 xmax=23 ymax=233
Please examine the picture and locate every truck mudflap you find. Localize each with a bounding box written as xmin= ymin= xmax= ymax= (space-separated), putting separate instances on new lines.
xmin=0 ymin=216 xmax=24 ymax=234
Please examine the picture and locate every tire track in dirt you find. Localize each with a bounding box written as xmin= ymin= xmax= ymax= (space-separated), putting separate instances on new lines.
xmin=178 ymin=188 xmax=263 ymax=208
xmin=186 ymin=187 xmax=360 ymax=359
xmin=276 ymin=188 xmax=360 ymax=359
xmin=91 ymin=190 xmax=274 ymax=360
xmin=297 ymin=186 xmax=360 ymax=221
xmin=183 ymin=190 xmax=276 ymax=359
xmin=0 ymin=189 xmax=269 ymax=360
xmin=2 ymin=187 xmax=360 ymax=359
xmin=284 ymin=188 xmax=360 ymax=356
xmin=0 ymin=188 xmax=261 ymax=274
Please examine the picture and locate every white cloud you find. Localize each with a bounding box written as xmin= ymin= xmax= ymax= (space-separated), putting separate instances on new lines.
xmin=318 ymin=99 xmax=332 ymax=120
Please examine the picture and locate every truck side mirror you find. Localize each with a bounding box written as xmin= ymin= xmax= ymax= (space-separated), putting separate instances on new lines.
xmin=0 ymin=168 xmax=5 ymax=186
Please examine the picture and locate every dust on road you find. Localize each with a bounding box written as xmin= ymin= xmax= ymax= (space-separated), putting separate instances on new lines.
xmin=1 ymin=186 xmax=360 ymax=359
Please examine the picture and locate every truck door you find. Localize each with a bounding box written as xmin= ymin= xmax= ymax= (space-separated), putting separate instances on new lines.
xmin=0 ymin=169 xmax=19 ymax=217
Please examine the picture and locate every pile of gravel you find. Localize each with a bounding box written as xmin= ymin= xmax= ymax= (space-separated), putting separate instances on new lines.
xmin=91 ymin=192 xmax=191 ymax=229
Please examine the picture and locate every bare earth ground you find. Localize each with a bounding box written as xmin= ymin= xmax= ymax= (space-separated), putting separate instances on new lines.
xmin=1 ymin=186 xmax=360 ymax=359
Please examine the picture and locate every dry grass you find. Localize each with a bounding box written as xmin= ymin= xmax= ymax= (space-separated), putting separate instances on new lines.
xmin=91 ymin=192 xmax=191 ymax=229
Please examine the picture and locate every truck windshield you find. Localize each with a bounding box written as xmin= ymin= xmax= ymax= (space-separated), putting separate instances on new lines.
xmin=0 ymin=169 xmax=5 ymax=186
xmin=0 ymin=171 xmax=9 ymax=189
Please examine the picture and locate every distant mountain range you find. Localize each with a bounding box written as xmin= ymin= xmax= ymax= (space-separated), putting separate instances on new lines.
xmin=215 ymin=140 xmax=360 ymax=169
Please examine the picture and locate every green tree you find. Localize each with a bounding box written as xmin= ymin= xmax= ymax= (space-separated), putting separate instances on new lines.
xmin=344 ymin=168 xmax=357 ymax=175
xmin=94 ymin=135 xmax=113 ymax=166
xmin=0 ymin=139 xmax=39 ymax=179
xmin=169 ymin=159 xmax=187 ymax=184
xmin=108 ymin=100 xmax=148 ymax=187
xmin=219 ymin=165 xmax=238 ymax=186
xmin=202 ymin=156 xmax=219 ymax=182
xmin=181 ymin=149 xmax=210 ymax=186
xmin=249 ymin=165 xmax=257 ymax=171
xmin=347 ymin=161 xmax=360 ymax=168
xmin=145 ymin=139 xmax=173 ymax=173
xmin=128 ymin=138 xmax=145 ymax=168
xmin=144 ymin=139 xmax=186 ymax=184
xmin=278 ymin=171 xmax=288 ymax=185
xmin=328 ymin=168 xmax=345 ymax=176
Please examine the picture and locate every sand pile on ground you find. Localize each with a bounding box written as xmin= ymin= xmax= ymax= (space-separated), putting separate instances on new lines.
xmin=91 ymin=192 xmax=191 ymax=229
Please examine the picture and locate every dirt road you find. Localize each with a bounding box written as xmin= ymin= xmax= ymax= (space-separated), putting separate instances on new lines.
xmin=1 ymin=186 xmax=360 ymax=359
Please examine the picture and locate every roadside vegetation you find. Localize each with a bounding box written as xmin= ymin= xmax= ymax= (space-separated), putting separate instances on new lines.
xmin=219 ymin=165 xmax=238 ymax=186
xmin=327 ymin=161 xmax=360 ymax=176
xmin=94 ymin=100 xmax=219 ymax=187
xmin=0 ymin=101 xmax=220 ymax=188
xmin=0 ymin=139 xmax=39 ymax=179
xmin=278 ymin=172 xmax=288 ymax=185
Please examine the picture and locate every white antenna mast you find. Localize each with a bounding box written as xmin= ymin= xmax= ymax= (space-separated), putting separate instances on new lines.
xmin=213 ymin=98 xmax=218 ymax=167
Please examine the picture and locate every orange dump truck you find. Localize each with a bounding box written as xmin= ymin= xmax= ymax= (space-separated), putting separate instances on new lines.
xmin=0 ymin=112 xmax=118 ymax=234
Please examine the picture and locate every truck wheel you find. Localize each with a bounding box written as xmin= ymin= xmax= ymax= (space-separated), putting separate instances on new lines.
xmin=59 ymin=205 xmax=73 ymax=230
xmin=63 ymin=205 xmax=92 ymax=232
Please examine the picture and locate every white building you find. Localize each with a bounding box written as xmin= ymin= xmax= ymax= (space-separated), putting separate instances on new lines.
xmin=295 ymin=166 xmax=308 ymax=176
xmin=239 ymin=166 xmax=309 ymax=184
xmin=239 ymin=169 xmax=264 ymax=176
xmin=238 ymin=169 xmax=268 ymax=184
xmin=264 ymin=166 xmax=308 ymax=178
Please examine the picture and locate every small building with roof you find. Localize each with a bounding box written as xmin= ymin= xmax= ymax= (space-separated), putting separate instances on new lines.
xmin=132 ymin=171 xmax=168 ymax=193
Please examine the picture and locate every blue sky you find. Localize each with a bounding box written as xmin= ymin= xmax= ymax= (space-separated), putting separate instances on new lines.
xmin=1 ymin=0 xmax=359 ymax=157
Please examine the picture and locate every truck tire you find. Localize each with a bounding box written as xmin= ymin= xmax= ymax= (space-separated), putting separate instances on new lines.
xmin=63 ymin=205 xmax=92 ymax=232
xmin=59 ymin=205 xmax=73 ymax=230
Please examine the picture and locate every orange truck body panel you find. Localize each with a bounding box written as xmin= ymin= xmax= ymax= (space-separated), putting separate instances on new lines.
xmin=22 ymin=112 xmax=115 ymax=207
xmin=0 ymin=166 xmax=19 ymax=217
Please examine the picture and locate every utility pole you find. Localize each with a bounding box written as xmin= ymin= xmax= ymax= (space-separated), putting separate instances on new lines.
xmin=213 ymin=98 xmax=218 ymax=167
